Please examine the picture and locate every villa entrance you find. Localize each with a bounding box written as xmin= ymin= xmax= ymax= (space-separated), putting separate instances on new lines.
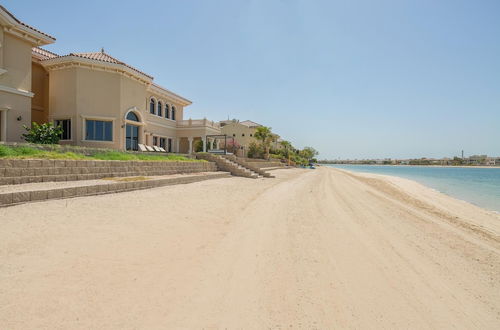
xmin=125 ymin=124 xmax=139 ymax=151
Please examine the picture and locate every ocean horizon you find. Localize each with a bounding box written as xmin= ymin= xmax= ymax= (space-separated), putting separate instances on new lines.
xmin=326 ymin=164 xmax=500 ymax=213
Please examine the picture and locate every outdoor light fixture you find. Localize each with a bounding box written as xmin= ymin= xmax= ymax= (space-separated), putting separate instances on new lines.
xmin=16 ymin=116 xmax=22 ymax=121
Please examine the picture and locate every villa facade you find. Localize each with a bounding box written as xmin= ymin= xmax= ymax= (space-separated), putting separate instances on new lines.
xmin=220 ymin=119 xmax=283 ymax=156
xmin=0 ymin=6 xmax=220 ymax=153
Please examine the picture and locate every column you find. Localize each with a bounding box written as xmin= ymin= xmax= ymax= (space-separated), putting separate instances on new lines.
xmin=202 ymin=135 xmax=206 ymax=152
xmin=0 ymin=109 xmax=7 ymax=142
xmin=176 ymin=138 xmax=180 ymax=153
xmin=188 ymin=137 xmax=193 ymax=154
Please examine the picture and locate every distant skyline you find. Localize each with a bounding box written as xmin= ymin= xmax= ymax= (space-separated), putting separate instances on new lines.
xmin=7 ymin=0 xmax=499 ymax=159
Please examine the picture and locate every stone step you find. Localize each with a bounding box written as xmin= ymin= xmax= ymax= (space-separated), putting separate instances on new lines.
xmin=0 ymin=166 xmax=210 ymax=177
xmin=0 ymin=172 xmax=231 ymax=207
xmin=0 ymin=168 xmax=217 ymax=185
xmin=221 ymin=155 xmax=274 ymax=178
xmin=196 ymin=153 xmax=262 ymax=179
xmin=0 ymin=159 xmax=204 ymax=169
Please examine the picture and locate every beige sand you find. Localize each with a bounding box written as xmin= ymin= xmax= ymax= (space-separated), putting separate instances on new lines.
xmin=0 ymin=167 xmax=499 ymax=329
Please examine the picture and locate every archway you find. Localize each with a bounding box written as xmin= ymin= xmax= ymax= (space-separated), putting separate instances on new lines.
xmin=125 ymin=110 xmax=141 ymax=151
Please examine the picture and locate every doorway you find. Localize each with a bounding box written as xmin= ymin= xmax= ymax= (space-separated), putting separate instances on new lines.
xmin=125 ymin=124 xmax=139 ymax=151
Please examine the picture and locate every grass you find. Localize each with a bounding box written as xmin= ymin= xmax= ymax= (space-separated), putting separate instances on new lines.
xmin=0 ymin=145 xmax=203 ymax=162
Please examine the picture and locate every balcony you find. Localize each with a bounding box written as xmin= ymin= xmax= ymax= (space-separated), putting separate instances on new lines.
xmin=177 ymin=118 xmax=220 ymax=129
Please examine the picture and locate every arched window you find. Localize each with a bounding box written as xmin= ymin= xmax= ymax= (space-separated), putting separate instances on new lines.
xmin=165 ymin=104 xmax=170 ymax=119
xmin=149 ymin=98 xmax=155 ymax=114
xmin=171 ymin=106 xmax=176 ymax=120
xmin=157 ymin=101 xmax=162 ymax=117
xmin=126 ymin=111 xmax=140 ymax=122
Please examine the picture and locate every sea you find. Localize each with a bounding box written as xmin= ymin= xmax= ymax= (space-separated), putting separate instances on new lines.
xmin=325 ymin=164 xmax=500 ymax=213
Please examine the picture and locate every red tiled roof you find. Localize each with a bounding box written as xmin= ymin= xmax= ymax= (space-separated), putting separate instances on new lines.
xmin=240 ymin=120 xmax=262 ymax=128
xmin=32 ymin=47 xmax=59 ymax=60
xmin=68 ymin=51 xmax=153 ymax=79
xmin=0 ymin=5 xmax=56 ymax=41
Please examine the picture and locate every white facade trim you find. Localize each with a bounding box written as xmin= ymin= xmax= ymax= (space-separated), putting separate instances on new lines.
xmin=0 ymin=84 xmax=34 ymax=97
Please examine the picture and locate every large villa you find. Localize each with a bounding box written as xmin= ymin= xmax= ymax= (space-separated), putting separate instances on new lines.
xmin=0 ymin=6 xmax=221 ymax=153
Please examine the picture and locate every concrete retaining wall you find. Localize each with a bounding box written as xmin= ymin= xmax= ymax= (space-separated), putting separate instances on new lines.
xmin=0 ymin=159 xmax=218 ymax=185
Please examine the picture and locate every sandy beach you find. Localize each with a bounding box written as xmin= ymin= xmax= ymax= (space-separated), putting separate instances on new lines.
xmin=1 ymin=167 xmax=499 ymax=329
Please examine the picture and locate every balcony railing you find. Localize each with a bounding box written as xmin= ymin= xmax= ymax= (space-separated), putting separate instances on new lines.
xmin=177 ymin=118 xmax=220 ymax=129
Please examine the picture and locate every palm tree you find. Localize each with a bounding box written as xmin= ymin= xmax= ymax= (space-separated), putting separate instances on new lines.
xmin=254 ymin=126 xmax=272 ymax=160
xmin=280 ymin=140 xmax=292 ymax=158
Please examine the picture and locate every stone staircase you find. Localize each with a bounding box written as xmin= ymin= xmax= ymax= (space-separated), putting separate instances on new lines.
xmin=220 ymin=154 xmax=274 ymax=178
xmin=0 ymin=159 xmax=217 ymax=185
xmin=196 ymin=153 xmax=263 ymax=179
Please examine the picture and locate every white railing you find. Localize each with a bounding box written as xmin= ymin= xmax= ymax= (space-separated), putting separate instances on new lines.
xmin=177 ymin=118 xmax=220 ymax=129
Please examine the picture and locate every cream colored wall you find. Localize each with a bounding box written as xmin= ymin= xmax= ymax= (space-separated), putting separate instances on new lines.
xmin=47 ymin=68 xmax=77 ymax=144
xmin=0 ymin=33 xmax=34 ymax=141
xmin=0 ymin=34 xmax=32 ymax=91
xmin=74 ymin=67 xmax=121 ymax=148
xmin=221 ymin=122 xmax=258 ymax=148
xmin=145 ymin=92 xmax=178 ymax=141
xmin=31 ymin=62 xmax=49 ymax=124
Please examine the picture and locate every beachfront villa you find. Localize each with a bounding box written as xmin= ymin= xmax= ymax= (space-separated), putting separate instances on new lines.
xmin=220 ymin=119 xmax=283 ymax=156
xmin=0 ymin=6 xmax=221 ymax=153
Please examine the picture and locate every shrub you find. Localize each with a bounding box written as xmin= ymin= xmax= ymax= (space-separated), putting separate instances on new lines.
xmin=22 ymin=122 xmax=63 ymax=144
xmin=247 ymin=141 xmax=264 ymax=159
xmin=226 ymin=139 xmax=241 ymax=154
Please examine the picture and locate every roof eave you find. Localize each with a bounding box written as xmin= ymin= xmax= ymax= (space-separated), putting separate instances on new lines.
xmin=40 ymin=55 xmax=154 ymax=83
xmin=0 ymin=7 xmax=55 ymax=46
xmin=149 ymin=84 xmax=192 ymax=106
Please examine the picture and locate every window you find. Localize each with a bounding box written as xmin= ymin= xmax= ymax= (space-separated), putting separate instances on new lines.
xmin=160 ymin=137 xmax=166 ymax=149
xmin=157 ymin=101 xmax=162 ymax=117
xmin=126 ymin=112 xmax=139 ymax=122
xmin=242 ymin=133 xmax=245 ymax=137
xmin=171 ymin=106 xmax=176 ymax=120
xmin=54 ymin=119 xmax=71 ymax=140
xmin=165 ymin=104 xmax=170 ymax=119
xmin=153 ymin=136 xmax=158 ymax=146
xmin=232 ymin=133 xmax=235 ymax=137
xmin=250 ymin=134 xmax=253 ymax=137
xmin=85 ymin=120 xmax=112 ymax=141
xmin=150 ymin=98 xmax=156 ymax=114
xmin=168 ymin=138 xmax=173 ymax=152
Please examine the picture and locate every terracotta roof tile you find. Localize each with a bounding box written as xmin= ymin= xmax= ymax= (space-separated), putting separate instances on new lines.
xmin=68 ymin=51 xmax=153 ymax=79
xmin=240 ymin=120 xmax=262 ymax=128
xmin=0 ymin=5 xmax=56 ymax=40
xmin=32 ymin=47 xmax=59 ymax=60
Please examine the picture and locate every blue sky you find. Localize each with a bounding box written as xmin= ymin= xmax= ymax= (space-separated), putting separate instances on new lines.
xmin=7 ymin=0 xmax=499 ymax=159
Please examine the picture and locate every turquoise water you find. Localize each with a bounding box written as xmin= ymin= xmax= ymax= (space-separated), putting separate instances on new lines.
xmin=326 ymin=165 xmax=500 ymax=212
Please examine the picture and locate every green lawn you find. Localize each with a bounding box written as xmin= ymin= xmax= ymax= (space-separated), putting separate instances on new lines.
xmin=0 ymin=145 xmax=202 ymax=162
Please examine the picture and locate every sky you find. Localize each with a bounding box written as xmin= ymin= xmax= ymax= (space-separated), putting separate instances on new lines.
xmin=6 ymin=0 xmax=500 ymax=159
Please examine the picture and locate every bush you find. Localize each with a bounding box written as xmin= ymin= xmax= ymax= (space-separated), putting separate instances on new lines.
xmin=247 ymin=141 xmax=264 ymax=159
xmin=22 ymin=122 xmax=63 ymax=144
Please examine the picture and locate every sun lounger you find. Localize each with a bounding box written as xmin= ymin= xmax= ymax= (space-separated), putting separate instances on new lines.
xmin=138 ymin=144 xmax=148 ymax=152
xmin=153 ymin=146 xmax=162 ymax=152
xmin=145 ymin=145 xmax=155 ymax=152
xmin=158 ymin=147 xmax=167 ymax=152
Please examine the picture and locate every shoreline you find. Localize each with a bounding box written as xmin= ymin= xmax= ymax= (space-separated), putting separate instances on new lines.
xmin=331 ymin=166 xmax=500 ymax=214
xmin=321 ymin=164 xmax=500 ymax=169
xmin=1 ymin=167 xmax=499 ymax=328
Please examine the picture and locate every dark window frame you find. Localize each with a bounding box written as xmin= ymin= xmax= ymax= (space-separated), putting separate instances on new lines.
xmin=85 ymin=119 xmax=113 ymax=141
xmin=54 ymin=119 xmax=71 ymax=140
xmin=149 ymin=98 xmax=156 ymax=114
xmin=157 ymin=101 xmax=162 ymax=117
